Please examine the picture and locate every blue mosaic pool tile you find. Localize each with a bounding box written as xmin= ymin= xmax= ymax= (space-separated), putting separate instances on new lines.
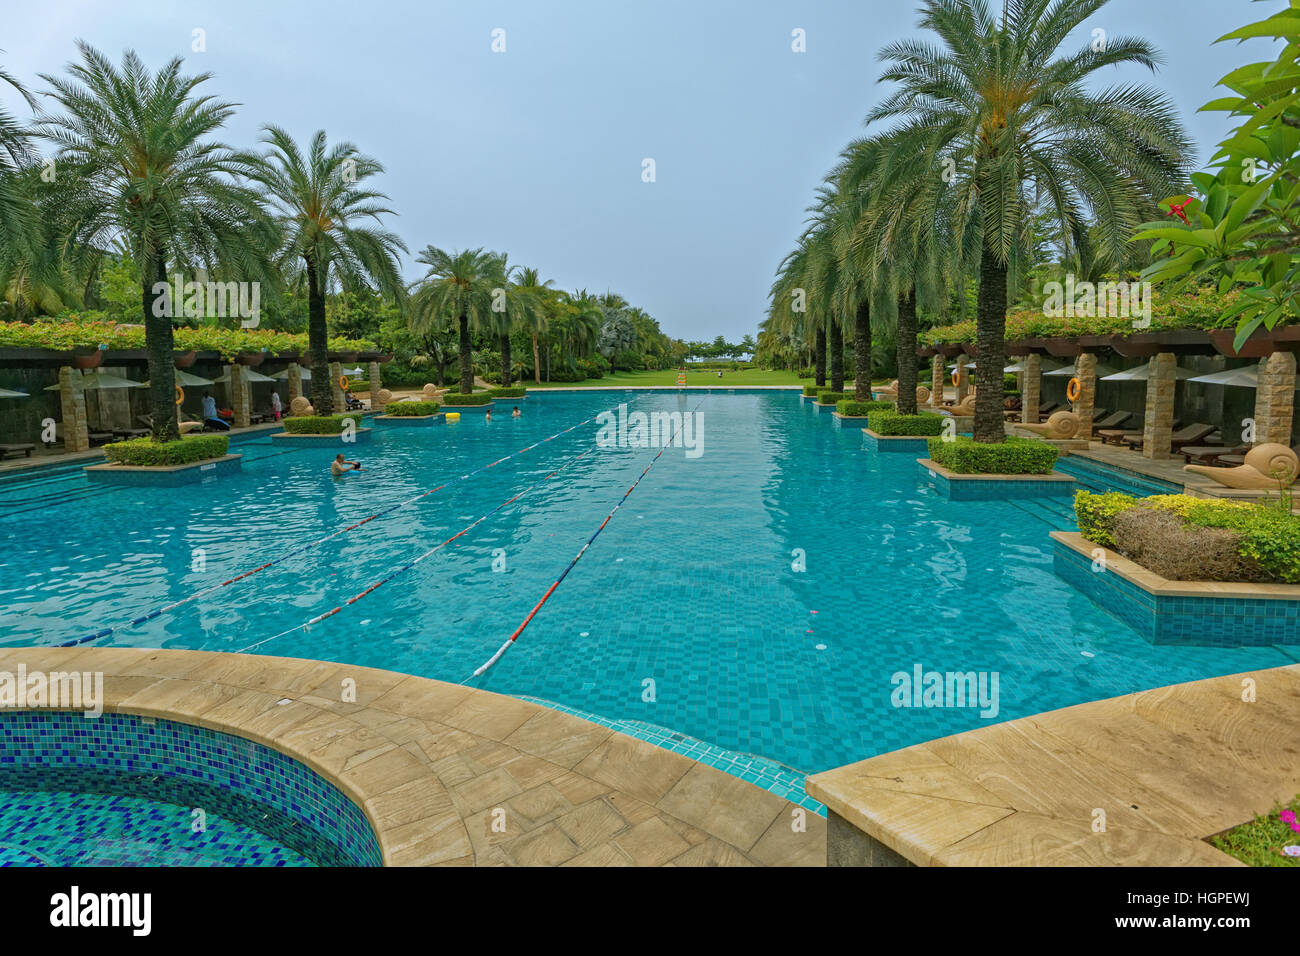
xmin=861 ymin=431 xmax=930 ymax=454
xmin=0 ymin=711 xmax=381 ymax=866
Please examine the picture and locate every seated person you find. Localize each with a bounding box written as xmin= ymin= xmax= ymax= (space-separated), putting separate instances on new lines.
xmin=201 ymin=392 xmax=230 ymax=431
xmin=343 ymin=388 xmax=364 ymax=411
xmin=331 ymin=453 xmax=361 ymax=477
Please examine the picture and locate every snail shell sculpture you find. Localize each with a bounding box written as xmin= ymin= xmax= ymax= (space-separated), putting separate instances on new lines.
xmin=422 ymin=383 xmax=440 ymax=400
xmin=1019 ymin=410 xmax=1081 ymax=440
xmin=956 ymin=393 xmax=978 ymax=413
xmin=873 ymin=379 xmax=900 ymax=399
xmin=916 ymin=386 xmax=931 ymax=405
xmin=376 ymin=388 xmax=393 ymax=405
xmin=1185 ymin=443 xmax=1300 ymax=490
xmin=289 ymin=396 xmax=313 ymax=416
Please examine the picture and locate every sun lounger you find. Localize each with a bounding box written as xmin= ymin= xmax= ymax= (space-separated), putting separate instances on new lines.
xmin=0 ymin=443 xmax=34 ymax=459
xmin=1181 ymin=444 xmax=1249 ymax=466
xmin=112 ymin=427 xmax=151 ymax=440
xmin=1088 ymin=410 xmax=1131 ymax=437
xmin=1121 ymin=423 xmax=1216 ymax=451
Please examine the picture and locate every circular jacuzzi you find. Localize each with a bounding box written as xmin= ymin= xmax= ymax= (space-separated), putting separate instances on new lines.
xmin=0 ymin=710 xmax=382 ymax=866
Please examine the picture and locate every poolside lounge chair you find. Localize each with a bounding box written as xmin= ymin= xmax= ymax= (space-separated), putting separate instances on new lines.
xmin=1181 ymin=444 xmax=1250 ymax=466
xmin=1121 ymin=422 xmax=1216 ymax=452
xmin=0 ymin=443 xmax=34 ymax=459
xmin=1089 ymin=410 xmax=1131 ymax=437
xmin=1033 ymin=402 xmax=1060 ymax=422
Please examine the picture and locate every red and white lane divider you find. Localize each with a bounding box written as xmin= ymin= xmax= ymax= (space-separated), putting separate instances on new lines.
xmin=470 ymin=397 xmax=706 ymax=678
xmin=61 ymin=411 xmax=603 ymax=648
xmin=236 ymin=445 xmax=597 ymax=654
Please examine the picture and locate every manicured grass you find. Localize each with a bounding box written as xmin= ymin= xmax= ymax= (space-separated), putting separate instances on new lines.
xmin=1211 ymin=795 xmax=1300 ymax=866
xmin=524 ymin=369 xmax=816 ymax=388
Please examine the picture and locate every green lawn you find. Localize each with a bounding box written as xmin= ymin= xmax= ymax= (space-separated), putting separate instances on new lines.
xmin=524 ymin=368 xmax=823 ymax=389
xmin=1211 ymin=795 xmax=1300 ymax=866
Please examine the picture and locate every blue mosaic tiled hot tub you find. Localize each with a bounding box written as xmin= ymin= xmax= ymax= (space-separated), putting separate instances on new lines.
xmin=0 ymin=711 xmax=382 ymax=867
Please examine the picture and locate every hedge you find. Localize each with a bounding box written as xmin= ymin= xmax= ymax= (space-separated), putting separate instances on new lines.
xmin=836 ymin=399 xmax=894 ymax=417
xmin=282 ymin=414 xmax=357 ymax=434
xmin=384 ymin=401 xmax=440 ymax=416
xmin=802 ymin=384 xmax=820 ymax=397
xmin=816 ymin=390 xmax=847 ymax=404
xmin=441 ymin=393 xmax=494 ymax=406
xmin=926 ymin=435 xmax=1059 ymax=474
xmin=868 ymin=411 xmax=946 ymax=436
xmin=1074 ymin=491 xmax=1300 ymax=583
xmin=490 ymin=387 xmax=527 ymax=398
xmin=104 ymin=434 xmax=229 ymax=466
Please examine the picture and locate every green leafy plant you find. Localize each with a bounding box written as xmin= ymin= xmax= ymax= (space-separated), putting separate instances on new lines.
xmin=103 ymin=434 xmax=228 ymax=466
xmin=868 ymin=411 xmax=946 ymax=436
xmin=490 ymin=387 xmax=527 ymax=398
xmin=802 ymin=384 xmax=820 ymax=396
xmin=441 ymin=393 xmax=493 ymax=406
xmin=383 ymin=401 xmax=440 ymax=416
xmin=816 ymin=390 xmax=847 ymax=404
xmin=836 ymin=399 xmax=893 ymax=416
xmin=926 ymin=435 xmax=1059 ymax=474
xmin=282 ymin=414 xmax=355 ymax=434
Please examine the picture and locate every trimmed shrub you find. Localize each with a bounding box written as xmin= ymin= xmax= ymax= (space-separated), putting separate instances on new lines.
xmin=868 ymin=411 xmax=946 ymax=436
xmin=384 ymin=401 xmax=440 ymax=416
xmin=802 ymin=384 xmax=820 ymax=397
xmin=1073 ymin=491 xmax=1300 ymax=583
xmin=104 ymin=434 xmax=229 ymax=466
xmin=282 ymin=414 xmax=356 ymax=434
xmin=1112 ymin=508 xmax=1263 ymax=582
xmin=442 ymin=393 xmax=493 ymax=406
xmin=816 ymin=390 xmax=847 ymax=404
xmin=836 ymin=399 xmax=894 ymax=417
xmin=490 ymin=387 xmax=527 ymax=398
xmin=926 ymin=435 xmax=1059 ymax=474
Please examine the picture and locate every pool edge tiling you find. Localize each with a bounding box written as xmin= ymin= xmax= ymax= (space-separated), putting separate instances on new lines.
xmin=0 ymin=647 xmax=826 ymax=867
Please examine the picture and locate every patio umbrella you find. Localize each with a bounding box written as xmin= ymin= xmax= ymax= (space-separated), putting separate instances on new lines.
xmin=341 ymin=366 xmax=365 ymax=378
xmin=1100 ymin=365 xmax=1194 ymax=382
xmin=143 ymin=369 xmax=215 ymax=388
xmin=268 ymin=365 xmax=311 ymax=381
xmin=1044 ymin=362 xmax=1118 ymax=378
xmin=0 ymin=387 xmax=29 ymax=399
xmin=1003 ymin=359 xmax=1063 ymax=374
xmin=1187 ymin=366 xmax=1259 ymax=388
xmin=215 ymin=367 xmax=277 ymax=384
xmin=43 ymin=371 xmax=146 ymax=391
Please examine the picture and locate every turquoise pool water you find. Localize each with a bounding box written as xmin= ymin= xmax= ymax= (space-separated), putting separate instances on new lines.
xmin=1 ymin=389 xmax=1296 ymax=776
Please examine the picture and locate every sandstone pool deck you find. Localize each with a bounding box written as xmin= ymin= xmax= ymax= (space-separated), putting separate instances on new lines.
xmin=0 ymin=647 xmax=824 ymax=867
xmin=806 ymin=664 xmax=1300 ymax=866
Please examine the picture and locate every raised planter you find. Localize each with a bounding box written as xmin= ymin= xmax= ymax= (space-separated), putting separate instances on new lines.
xmin=832 ymin=412 xmax=871 ymax=428
xmin=935 ymin=344 xmax=966 ymax=358
xmin=84 ymin=454 xmax=242 ymax=486
xmin=234 ymin=351 xmax=265 ymax=367
xmin=1044 ymin=337 xmax=1082 ymax=358
xmin=271 ymin=428 xmax=373 ymax=444
xmin=173 ymin=350 xmax=197 ymax=368
xmin=1052 ymin=531 xmax=1300 ymax=646
xmin=862 ymin=429 xmax=930 ymax=454
xmin=1209 ymin=329 xmax=1275 ymax=359
xmin=70 ymin=348 xmax=105 ymax=370
xmin=917 ymin=457 xmax=1075 ymax=500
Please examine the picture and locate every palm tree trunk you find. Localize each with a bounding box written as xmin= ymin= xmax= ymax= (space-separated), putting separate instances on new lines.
xmin=531 ymin=332 xmax=541 ymax=385
xmin=458 ymin=313 xmax=473 ymax=394
xmin=501 ymin=333 xmax=512 ymax=387
xmin=829 ymin=319 xmax=844 ymax=393
xmin=896 ymin=291 xmax=918 ymax=415
xmin=814 ymin=324 xmax=826 ymax=387
xmin=853 ymin=300 xmax=872 ymax=401
xmin=974 ymin=245 xmax=1008 ymax=443
xmin=143 ymin=246 xmax=179 ymax=442
xmin=306 ymin=255 xmax=332 ymax=415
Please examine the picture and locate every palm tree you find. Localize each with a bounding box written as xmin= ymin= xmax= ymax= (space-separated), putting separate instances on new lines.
xmin=410 ymin=247 xmax=504 ymax=394
xmin=254 ymin=127 xmax=405 ymax=414
xmin=0 ymin=57 xmax=37 ymax=282
xmin=866 ymin=0 xmax=1190 ymax=441
xmin=38 ymin=44 xmax=275 ymax=440
xmin=512 ymin=266 xmax=554 ymax=384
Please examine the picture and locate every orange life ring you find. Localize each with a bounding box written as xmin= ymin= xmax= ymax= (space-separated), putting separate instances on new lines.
xmin=338 ymin=375 xmax=349 ymax=390
xmin=174 ymin=384 xmax=184 ymax=405
xmin=1067 ymin=377 xmax=1082 ymax=402
xmin=951 ymin=367 xmax=960 ymax=387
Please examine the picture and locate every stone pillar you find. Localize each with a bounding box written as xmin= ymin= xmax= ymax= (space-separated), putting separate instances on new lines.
xmin=930 ymin=355 xmax=944 ymax=407
xmin=1253 ymin=351 xmax=1296 ymax=446
xmin=955 ymin=365 xmax=970 ymax=403
xmin=368 ymin=360 xmax=383 ymax=410
xmin=230 ymin=364 xmax=250 ymax=428
xmin=1021 ymin=354 xmax=1041 ymax=425
xmin=1143 ymin=352 xmax=1177 ymax=459
xmin=58 ymin=366 xmax=90 ymax=453
xmin=330 ymin=361 xmax=345 ymax=412
xmin=1074 ymin=352 xmax=1097 ymax=438
xmin=287 ymin=364 xmax=303 ymax=402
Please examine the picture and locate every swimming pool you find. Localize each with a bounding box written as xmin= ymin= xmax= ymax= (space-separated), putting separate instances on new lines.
xmin=1 ymin=390 xmax=1296 ymax=779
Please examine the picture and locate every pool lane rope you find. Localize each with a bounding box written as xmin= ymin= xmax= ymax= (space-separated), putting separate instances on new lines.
xmin=61 ymin=411 xmax=605 ymax=648
xmin=471 ymin=397 xmax=707 ymax=678
xmin=235 ymin=444 xmax=598 ymax=654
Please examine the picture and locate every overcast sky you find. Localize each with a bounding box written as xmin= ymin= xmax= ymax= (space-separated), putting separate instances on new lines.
xmin=3 ymin=0 xmax=1274 ymax=341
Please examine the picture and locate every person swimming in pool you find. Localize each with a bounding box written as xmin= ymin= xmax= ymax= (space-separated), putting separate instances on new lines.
xmin=331 ymin=453 xmax=361 ymax=477
xmin=511 ymin=406 xmax=520 ymax=418
xmin=485 ymin=409 xmax=492 ymax=422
